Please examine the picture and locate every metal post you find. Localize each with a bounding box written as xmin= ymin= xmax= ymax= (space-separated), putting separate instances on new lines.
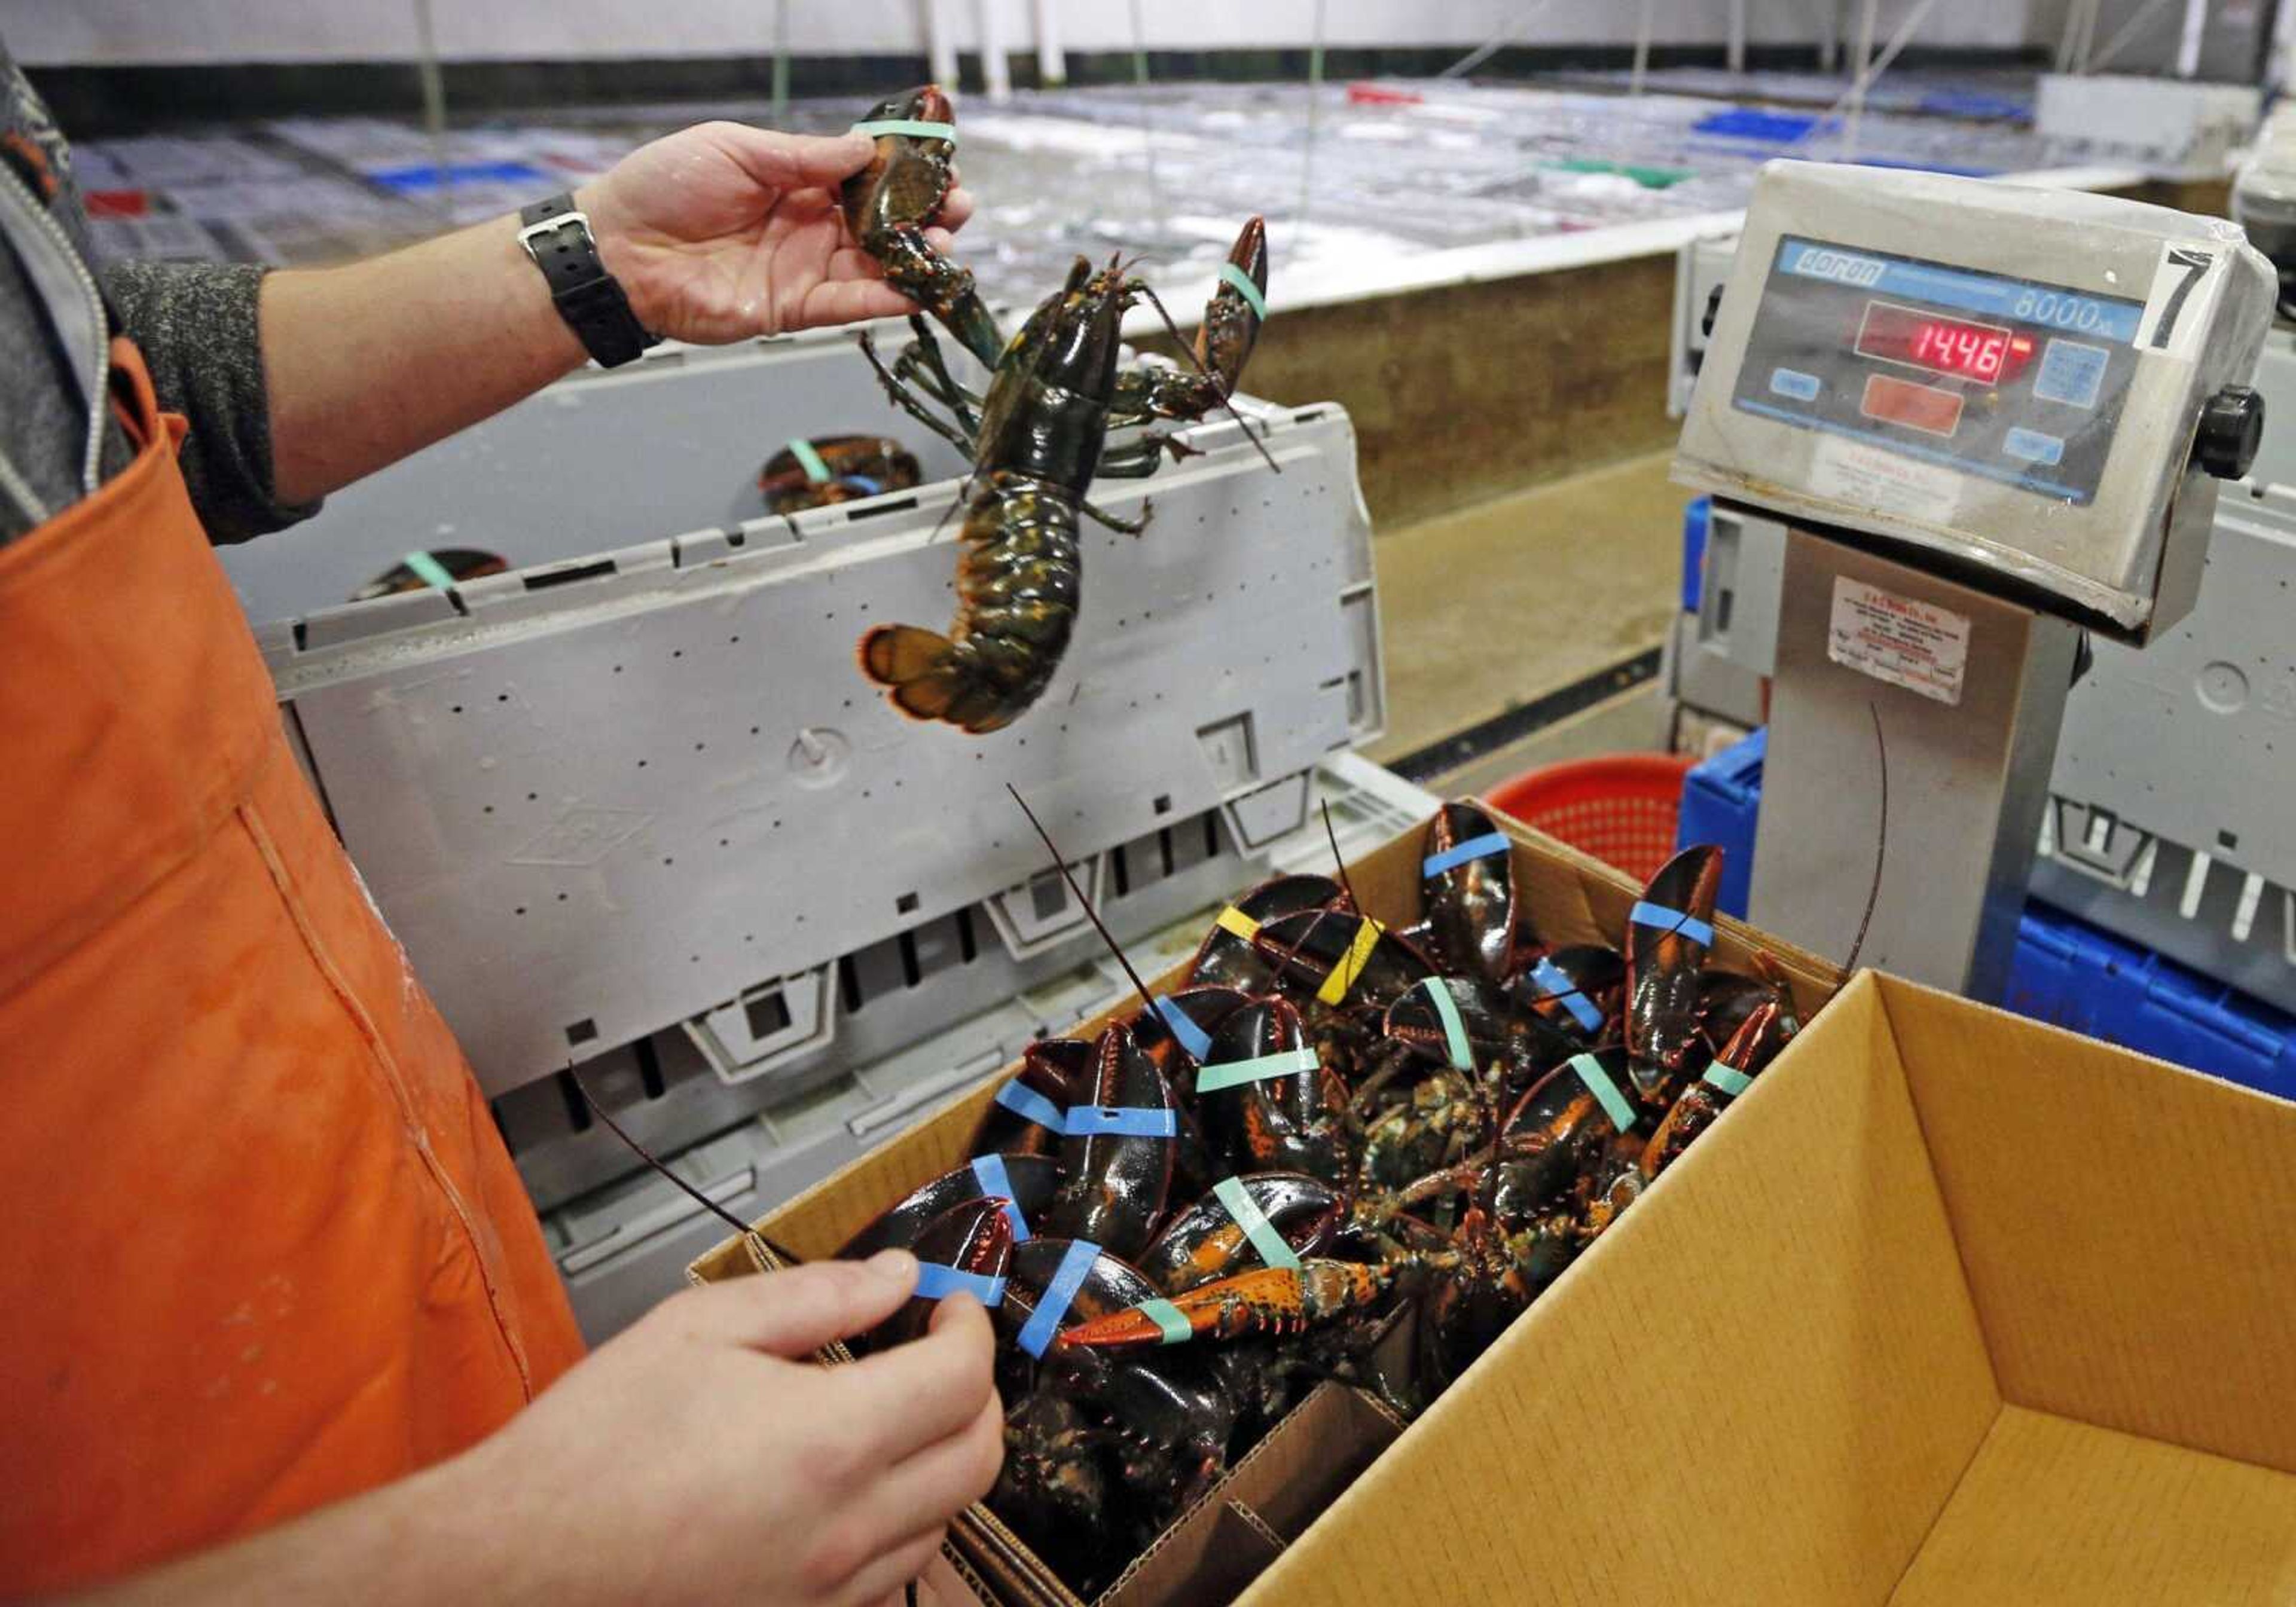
xmin=1820 ymin=0 xmax=1841 ymax=72
xmin=771 ymin=0 xmax=790 ymax=126
xmin=923 ymin=0 xmax=960 ymax=90
xmin=410 ymin=0 xmax=450 ymax=226
xmin=1749 ymin=527 xmax=2081 ymax=1001
xmin=1845 ymin=0 xmax=1878 ymax=161
xmin=981 ymin=0 xmax=1013 ymax=102
xmin=1033 ymin=0 xmax=1066 ymax=87
xmin=1297 ymin=0 xmax=1326 ymax=241
xmin=1728 ymin=0 xmax=1748 ymax=75
xmin=1127 ymin=0 xmax=1165 ymax=245
xmin=2176 ymin=0 xmax=2208 ymax=77
xmin=1631 ymin=0 xmax=1656 ymax=96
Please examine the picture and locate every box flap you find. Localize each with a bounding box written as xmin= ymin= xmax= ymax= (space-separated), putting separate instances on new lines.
xmin=1242 ymin=974 xmax=1998 ymax=1605
xmin=1877 ymin=974 xmax=2296 ymax=1477
xmin=1890 ymin=1405 xmax=2296 ymax=1605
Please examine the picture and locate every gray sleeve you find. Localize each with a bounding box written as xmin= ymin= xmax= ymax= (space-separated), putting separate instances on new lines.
xmin=100 ymin=258 xmax=322 ymax=545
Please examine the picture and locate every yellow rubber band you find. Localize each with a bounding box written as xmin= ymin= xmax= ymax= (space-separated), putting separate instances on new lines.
xmin=1317 ymin=918 xmax=1384 ymax=1007
xmin=1215 ymin=905 xmax=1261 ymax=943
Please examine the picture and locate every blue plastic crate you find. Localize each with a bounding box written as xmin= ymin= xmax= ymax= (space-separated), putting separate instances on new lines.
xmin=1677 ymin=727 xmax=1763 ymax=921
xmin=2007 ymin=904 xmax=2296 ymax=1102
xmin=1675 ymin=726 xmax=2296 ymax=1099
xmin=1692 ymin=108 xmax=1828 ymax=143
xmin=1681 ymin=495 xmax=1712 ymax=614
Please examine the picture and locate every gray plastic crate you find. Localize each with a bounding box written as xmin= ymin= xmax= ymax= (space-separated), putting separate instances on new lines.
xmin=259 ymin=386 xmax=1381 ymax=1100
xmin=535 ymin=753 xmax=1436 ymax=1345
xmin=219 ymin=322 xmax=979 ymax=625
xmin=2032 ymin=475 xmax=2296 ymax=1014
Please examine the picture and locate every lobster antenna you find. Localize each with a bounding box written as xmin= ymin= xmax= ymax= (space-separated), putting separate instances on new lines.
xmin=1007 ymin=783 xmax=1165 ymax=1025
xmin=1320 ymin=798 xmax=1363 ymax=914
xmin=1842 ymin=702 xmax=1889 ymax=975
xmin=1134 ymin=281 xmax=1283 ymax=476
xmin=569 ymin=1067 xmax=799 ymax=1266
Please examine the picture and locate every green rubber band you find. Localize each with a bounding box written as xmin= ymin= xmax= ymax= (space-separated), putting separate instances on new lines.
xmin=1213 ymin=1175 xmax=1303 ymax=1272
xmin=850 ymin=118 xmax=957 ymax=143
xmin=1568 ymin=1053 xmax=1638 ymax=1135
xmin=1427 ymin=979 xmax=1474 ymax=1074
xmin=1218 ymin=260 xmax=1269 ymax=320
xmin=402 ymin=550 xmax=457 ymax=591
xmin=1703 ymin=1063 xmax=1752 ymax=1099
xmin=1196 ymin=1045 xmax=1320 ymax=1095
xmin=787 ymin=437 xmax=832 ymax=484
xmin=1137 ymin=1297 xmax=1193 ymax=1345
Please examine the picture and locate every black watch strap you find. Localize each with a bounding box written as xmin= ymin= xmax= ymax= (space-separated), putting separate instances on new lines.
xmin=518 ymin=192 xmax=660 ymax=368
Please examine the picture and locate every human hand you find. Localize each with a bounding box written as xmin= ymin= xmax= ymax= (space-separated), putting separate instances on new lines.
xmin=439 ymin=1251 xmax=1002 ymax=1607
xmin=579 ymin=121 xmax=976 ymax=343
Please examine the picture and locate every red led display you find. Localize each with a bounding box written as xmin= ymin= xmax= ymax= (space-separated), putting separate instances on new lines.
xmin=1855 ymin=300 xmax=2033 ymax=385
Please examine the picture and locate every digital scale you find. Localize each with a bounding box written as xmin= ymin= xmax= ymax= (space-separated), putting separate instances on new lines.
xmin=1677 ymin=161 xmax=2274 ymax=998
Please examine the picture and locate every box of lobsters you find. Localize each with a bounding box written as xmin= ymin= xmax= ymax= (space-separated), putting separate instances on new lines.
xmin=1242 ymin=970 xmax=2296 ymax=1605
xmin=690 ymin=799 xmax=1845 ymax=1605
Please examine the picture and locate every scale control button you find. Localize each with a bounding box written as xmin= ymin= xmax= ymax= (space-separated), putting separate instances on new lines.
xmin=2033 ymin=339 xmax=2109 ymax=410
xmin=1769 ymin=367 xmax=1822 ymax=402
xmin=2003 ymin=426 xmax=2065 ymax=467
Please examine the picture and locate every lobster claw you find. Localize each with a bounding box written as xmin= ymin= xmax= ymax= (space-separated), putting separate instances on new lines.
xmin=1053 ymin=1259 xmax=1393 ymax=1352
xmin=1420 ymin=801 xmax=1519 ymax=983
xmin=1623 ymin=845 xmax=1725 ymax=1096
xmin=866 ymin=1196 xmax=1016 ymax=1352
xmin=1195 ymin=215 xmax=1268 ymax=398
xmin=836 ymin=1150 xmax=1060 ymax=1262
xmin=1043 ymin=1022 xmax=1178 ymax=1260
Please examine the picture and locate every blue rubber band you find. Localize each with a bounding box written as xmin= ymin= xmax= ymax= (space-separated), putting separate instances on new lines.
xmin=851 ymin=118 xmax=958 ymax=143
xmin=1703 ymin=1063 xmax=1752 ymax=1098
xmin=1217 ymin=259 xmax=1269 ymax=320
xmin=1137 ymin=1296 xmax=1193 ymax=1345
xmin=1426 ymin=979 xmax=1474 ymax=1073
xmin=914 ymin=1263 xmax=1006 ymax=1306
xmin=1062 ymin=1105 xmax=1177 ymax=1139
xmin=1214 ymin=1176 xmax=1302 ymax=1272
xmin=842 ymin=474 xmax=884 ymax=496
xmin=1532 ymin=957 xmax=1607 ymax=1035
xmin=994 ymin=1079 xmax=1067 ymax=1136
xmin=1422 ymin=832 xmax=1511 ymax=879
xmin=787 ymin=437 xmax=832 ymax=484
xmin=1195 ymin=1046 xmax=1321 ymax=1094
xmin=1153 ymin=997 xmax=1214 ymax=1062
xmin=1631 ymin=900 xmax=1715 ymax=949
xmin=970 ymin=1154 xmax=1030 ymax=1243
xmin=1568 ymin=1053 xmax=1639 ymax=1135
xmin=1016 ymin=1239 xmax=1101 ymax=1358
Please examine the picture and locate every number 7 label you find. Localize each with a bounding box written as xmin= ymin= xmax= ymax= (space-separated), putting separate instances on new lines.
xmin=2137 ymin=243 xmax=2221 ymax=356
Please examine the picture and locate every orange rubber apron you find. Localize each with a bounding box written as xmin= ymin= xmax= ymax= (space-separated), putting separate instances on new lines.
xmin=0 ymin=338 xmax=585 ymax=1595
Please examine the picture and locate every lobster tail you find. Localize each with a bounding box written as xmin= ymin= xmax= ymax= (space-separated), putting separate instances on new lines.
xmin=858 ymin=624 xmax=1029 ymax=734
xmin=859 ymin=624 xmax=962 ymax=718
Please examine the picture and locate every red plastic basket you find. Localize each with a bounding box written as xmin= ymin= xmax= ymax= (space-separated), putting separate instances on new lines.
xmin=1483 ymin=753 xmax=1697 ymax=884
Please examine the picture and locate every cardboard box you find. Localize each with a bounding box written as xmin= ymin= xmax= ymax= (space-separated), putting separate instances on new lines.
xmin=689 ymin=808 xmax=1844 ymax=1606
xmin=1247 ymin=971 xmax=2296 ymax=1605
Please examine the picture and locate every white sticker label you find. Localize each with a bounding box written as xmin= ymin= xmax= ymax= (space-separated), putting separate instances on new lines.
xmin=2135 ymin=242 xmax=2222 ymax=358
xmin=1827 ymin=576 xmax=1971 ymax=706
xmin=1807 ymin=435 xmax=1963 ymax=527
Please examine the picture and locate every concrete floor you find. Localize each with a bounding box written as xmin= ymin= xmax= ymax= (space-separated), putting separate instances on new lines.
xmin=1366 ymin=447 xmax=1693 ymax=766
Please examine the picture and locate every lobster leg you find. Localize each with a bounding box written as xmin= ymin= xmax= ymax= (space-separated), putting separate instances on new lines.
xmin=857 ymin=331 xmax=977 ymax=459
xmin=894 ymin=314 xmax=984 ymax=435
xmin=1078 ymin=497 xmax=1152 ymax=537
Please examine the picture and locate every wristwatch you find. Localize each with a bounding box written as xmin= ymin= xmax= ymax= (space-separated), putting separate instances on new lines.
xmin=517 ymin=192 xmax=661 ymax=368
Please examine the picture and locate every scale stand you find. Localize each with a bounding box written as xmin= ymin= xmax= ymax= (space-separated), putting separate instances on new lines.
xmin=1678 ymin=162 xmax=2272 ymax=1000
